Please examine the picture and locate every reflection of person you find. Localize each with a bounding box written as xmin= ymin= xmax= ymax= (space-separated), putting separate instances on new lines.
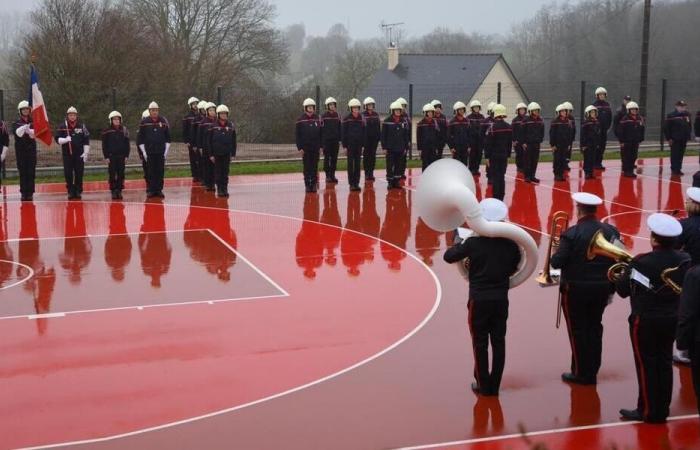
xmin=610 ymin=176 xmax=641 ymax=249
xmin=444 ymin=199 xmax=520 ymax=396
xmin=295 ymin=193 xmax=323 ymax=279
xmin=360 ymin=186 xmax=380 ymax=263
xmin=415 ymin=218 xmax=440 ymax=267
xmin=509 ymin=178 xmax=542 ymax=247
xmin=208 ymin=198 xmax=237 ymax=281
xmin=104 ymin=203 xmax=132 ymax=282
xmin=472 ymin=396 xmax=504 ymax=436
xmin=59 ymin=202 xmax=92 ymax=284
xmin=563 ymin=385 xmax=601 ymax=448
xmin=380 ymin=189 xmax=410 ymax=270
xmin=138 ymin=201 xmax=171 ymax=287
xmin=320 ymin=187 xmax=341 ymax=267
xmin=0 ymin=204 xmax=12 ymax=287
xmin=340 ymin=191 xmax=364 ymax=276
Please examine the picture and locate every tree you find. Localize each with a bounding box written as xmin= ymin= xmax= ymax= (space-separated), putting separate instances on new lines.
xmin=332 ymin=40 xmax=384 ymax=99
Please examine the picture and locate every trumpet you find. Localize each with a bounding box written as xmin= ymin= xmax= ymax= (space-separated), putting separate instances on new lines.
xmin=586 ymin=230 xmax=632 ymax=282
xmin=536 ymin=211 xmax=570 ymax=287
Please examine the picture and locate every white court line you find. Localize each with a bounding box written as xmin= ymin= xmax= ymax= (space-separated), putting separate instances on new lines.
xmin=0 ymin=259 xmax=34 ymax=291
xmin=3 ymin=228 xmax=203 ymax=243
xmin=7 ymin=198 xmax=442 ymax=450
xmin=393 ymin=414 xmax=700 ymax=450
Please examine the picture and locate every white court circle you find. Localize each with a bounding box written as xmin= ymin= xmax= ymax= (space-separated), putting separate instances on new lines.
xmin=0 ymin=259 xmax=34 ymax=291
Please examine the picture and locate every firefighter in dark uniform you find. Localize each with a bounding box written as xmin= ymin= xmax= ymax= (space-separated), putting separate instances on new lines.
xmin=613 ymin=95 xmax=632 ymax=140
xmin=397 ymin=97 xmax=411 ymax=180
xmin=680 ymin=187 xmax=700 ymax=264
xmin=550 ymin=104 xmax=573 ymax=182
xmin=664 ymin=100 xmax=692 ymax=175
xmin=677 ymin=259 xmax=700 ymax=416
xmin=448 ymin=101 xmax=470 ymax=168
xmin=362 ymin=97 xmax=380 ymax=182
xmin=206 ymin=105 xmax=236 ymax=198
xmin=616 ymin=213 xmax=690 ymax=423
xmin=563 ymin=101 xmax=576 ymax=172
xmin=593 ymin=87 xmax=612 ymax=170
xmin=695 ymin=109 xmax=700 ymax=159
xmin=55 ymin=106 xmax=90 ymax=200
xmin=321 ymin=97 xmax=341 ymax=184
xmin=511 ymin=103 xmax=528 ymax=173
xmin=198 ymin=102 xmax=217 ymax=191
xmin=417 ymin=103 xmax=440 ymax=172
xmin=137 ymin=101 xmax=171 ymax=198
xmin=485 ymin=104 xmax=512 ymax=201
xmin=0 ymin=120 xmax=8 ymax=187
xmin=431 ymin=100 xmax=448 ymax=163
xmin=616 ymin=101 xmax=645 ymax=178
xmin=550 ymin=192 xmax=621 ymax=385
xmin=192 ymin=100 xmax=207 ymax=184
xmin=101 ymin=111 xmax=130 ymax=200
xmin=137 ymin=110 xmax=149 ymax=184
xmin=182 ymin=96 xmax=200 ymax=182
xmin=481 ymin=103 xmax=496 ymax=183
xmin=381 ymin=101 xmax=409 ymax=190
xmin=580 ymin=105 xmax=601 ymax=180
xmin=444 ymin=198 xmax=521 ymax=396
xmin=13 ymin=101 xmax=37 ymax=201
xmin=342 ymin=98 xmax=365 ymax=192
xmin=467 ymin=100 xmax=485 ymax=176
xmin=296 ymin=98 xmax=322 ymax=193
xmin=522 ymin=102 xmax=545 ymax=184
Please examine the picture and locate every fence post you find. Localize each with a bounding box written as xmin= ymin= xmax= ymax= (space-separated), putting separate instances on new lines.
xmin=659 ymin=78 xmax=667 ymax=152
xmin=579 ymin=81 xmax=586 ymax=125
xmin=315 ymin=85 xmax=321 ymax=111
xmin=408 ymin=83 xmax=414 ymax=160
xmin=111 ymin=87 xmax=117 ymax=111
xmin=217 ymin=86 xmax=223 ymax=105
xmin=497 ymin=82 xmax=502 ymax=104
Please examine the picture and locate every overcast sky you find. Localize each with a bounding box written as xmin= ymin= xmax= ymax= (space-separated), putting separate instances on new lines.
xmin=3 ymin=0 xmax=558 ymax=39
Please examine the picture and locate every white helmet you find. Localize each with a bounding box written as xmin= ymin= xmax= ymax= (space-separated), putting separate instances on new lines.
xmin=187 ymin=96 xmax=199 ymax=106
xmin=142 ymin=109 xmax=149 ymax=118
xmin=108 ymin=111 xmax=122 ymax=121
xmin=527 ymin=102 xmax=541 ymax=112
xmin=325 ymin=97 xmax=337 ymax=106
xmin=562 ymin=101 xmax=574 ymax=111
xmin=469 ymin=100 xmax=481 ymax=109
xmin=595 ymin=87 xmax=607 ymax=96
xmin=626 ymin=101 xmax=639 ymax=111
xmin=397 ymin=97 xmax=408 ymax=106
xmin=66 ymin=106 xmax=78 ymax=114
xmin=453 ymin=101 xmax=467 ymax=112
xmin=363 ymin=97 xmax=375 ymax=106
xmin=148 ymin=101 xmax=159 ymax=110
xmin=492 ymin=104 xmax=507 ymax=118
xmin=390 ymin=100 xmax=403 ymax=112
xmin=430 ymin=99 xmax=442 ymax=108
xmin=423 ymin=103 xmax=435 ymax=113
xmin=584 ymin=105 xmax=598 ymax=116
xmin=348 ymin=98 xmax=362 ymax=109
xmin=555 ymin=104 xmax=566 ymax=113
xmin=216 ymin=104 xmax=229 ymax=114
xmin=197 ymin=100 xmax=207 ymax=110
xmin=205 ymin=102 xmax=216 ymax=111
xmin=516 ymin=102 xmax=528 ymax=111
xmin=303 ymin=98 xmax=316 ymax=108
xmin=487 ymin=102 xmax=496 ymax=113
xmin=17 ymin=100 xmax=30 ymax=111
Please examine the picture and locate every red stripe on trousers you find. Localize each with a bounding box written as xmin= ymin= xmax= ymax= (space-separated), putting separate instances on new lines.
xmin=467 ymin=299 xmax=482 ymax=387
xmin=632 ymin=315 xmax=650 ymax=419
xmin=562 ymin=288 xmax=579 ymax=376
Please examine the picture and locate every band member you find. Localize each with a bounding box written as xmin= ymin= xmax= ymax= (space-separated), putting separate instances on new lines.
xmin=485 ymin=104 xmax=512 ymax=201
xmin=613 ymin=95 xmax=632 ymax=140
xmin=550 ymin=104 xmax=572 ymax=181
xmin=397 ymin=97 xmax=411 ymax=180
xmin=13 ymin=100 xmax=37 ymax=201
xmin=182 ymin=96 xmax=200 ymax=182
xmin=431 ymin=99 xmax=448 ymax=161
xmin=444 ymin=198 xmax=521 ymax=396
xmin=550 ymin=192 xmax=621 ymax=385
xmin=55 ymin=106 xmax=90 ymax=200
xmin=362 ymin=97 xmax=380 ymax=182
xmin=198 ymin=102 xmax=217 ymax=191
xmin=593 ymin=87 xmax=612 ymax=170
xmin=616 ymin=213 xmax=690 ymax=423
xmin=680 ymin=187 xmax=700 ymax=264
xmin=417 ymin=103 xmax=440 ymax=171
xmin=207 ymin=105 xmax=236 ymax=198
xmin=342 ymin=98 xmax=365 ymax=192
xmin=296 ymin=98 xmax=322 ymax=193
xmin=664 ymin=100 xmax=692 ymax=175
xmin=101 ymin=111 xmax=130 ymax=200
xmin=448 ymin=101 xmax=470 ymax=167
xmin=321 ymin=97 xmax=341 ymax=184
xmin=616 ymin=101 xmax=645 ymax=178
xmin=482 ymin=102 xmax=496 ymax=182
xmin=522 ymin=102 xmax=544 ymax=184
xmin=0 ymin=120 xmax=8 ymax=187
xmin=677 ymin=260 xmax=700 ymax=416
xmin=137 ymin=101 xmax=171 ymax=198
xmin=467 ymin=100 xmax=485 ymax=176
xmin=580 ymin=106 xmax=601 ymax=180
xmin=381 ymin=101 xmax=409 ymax=190
xmin=511 ymin=103 xmax=528 ymax=172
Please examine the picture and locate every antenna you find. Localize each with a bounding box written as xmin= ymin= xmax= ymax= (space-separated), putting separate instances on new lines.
xmin=380 ymin=21 xmax=404 ymax=48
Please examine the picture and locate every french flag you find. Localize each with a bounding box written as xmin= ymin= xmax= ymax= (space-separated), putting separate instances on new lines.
xmin=29 ymin=65 xmax=52 ymax=146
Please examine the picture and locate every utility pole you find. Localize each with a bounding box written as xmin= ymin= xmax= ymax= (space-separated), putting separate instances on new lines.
xmin=639 ymin=0 xmax=651 ymax=115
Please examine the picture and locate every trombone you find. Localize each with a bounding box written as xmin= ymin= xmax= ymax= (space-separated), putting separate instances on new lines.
xmin=535 ymin=211 xmax=569 ymax=329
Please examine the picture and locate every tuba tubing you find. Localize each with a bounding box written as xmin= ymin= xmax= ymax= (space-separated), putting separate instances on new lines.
xmin=416 ymin=159 xmax=539 ymax=288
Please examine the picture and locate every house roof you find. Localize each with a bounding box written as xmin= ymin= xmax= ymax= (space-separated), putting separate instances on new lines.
xmin=364 ymin=53 xmax=515 ymax=113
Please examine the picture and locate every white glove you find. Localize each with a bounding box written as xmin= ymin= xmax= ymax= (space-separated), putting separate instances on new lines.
xmin=139 ymin=144 xmax=147 ymax=161
xmin=82 ymin=145 xmax=89 ymax=162
xmin=58 ymin=136 xmax=71 ymax=145
xmin=164 ymin=143 xmax=170 ymax=159
xmin=27 ymin=128 xmax=35 ymax=138
xmin=15 ymin=124 xmax=28 ymax=137
xmin=0 ymin=146 xmax=7 ymax=162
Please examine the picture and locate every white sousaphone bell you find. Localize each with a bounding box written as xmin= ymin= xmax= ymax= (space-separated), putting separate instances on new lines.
xmin=416 ymin=158 xmax=539 ymax=288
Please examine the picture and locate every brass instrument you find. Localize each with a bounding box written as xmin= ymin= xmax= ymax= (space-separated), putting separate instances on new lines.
xmin=660 ymin=266 xmax=684 ymax=295
xmin=536 ymin=211 xmax=570 ymax=287
xmin=586 ymin=230 xmax=633 ymax=282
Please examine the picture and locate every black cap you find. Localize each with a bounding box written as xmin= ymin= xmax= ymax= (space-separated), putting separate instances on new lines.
xmin=676 ymin=100 xmax=688 ymax=106
xmin=623 ymin=95 xmax=632 ymax=101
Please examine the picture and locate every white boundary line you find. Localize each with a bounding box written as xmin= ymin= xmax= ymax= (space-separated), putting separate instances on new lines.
xmin=393 ymin=413 xmax=700 ymax=450
xmin=0 ymin=228 xmax=288 ymax=321
xmin=0 ymin=259 xmax=34 ymax=290
xmin=6 ymin=198 xmax=442 ymax=450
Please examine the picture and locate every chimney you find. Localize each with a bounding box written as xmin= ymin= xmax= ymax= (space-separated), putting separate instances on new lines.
xmin=387 ymin=45 xmax=399 ymax=71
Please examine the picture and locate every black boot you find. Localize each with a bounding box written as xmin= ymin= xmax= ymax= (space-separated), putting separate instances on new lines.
xmin=619 ymin=408 xmax=643 ymax=421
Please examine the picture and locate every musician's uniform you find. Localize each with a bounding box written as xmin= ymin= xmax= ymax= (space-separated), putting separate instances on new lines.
xmin=485 ymin=118 xmax=512 ymax=201
xmin=550 ymin=193 xmax=620 ymax=384
xmin=615 ymin=213 xmax=689 ymax=423
xmin=677 ymin=264 xmax=700 ymax=416
xmin=680 ymin=188 xmax=700 ymax=264
xmin=443 ymin=199 xmax=521 ymax=396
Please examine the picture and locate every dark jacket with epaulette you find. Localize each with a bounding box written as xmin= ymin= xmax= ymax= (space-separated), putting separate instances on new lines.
xmin=523 ymin=115 xmax=545 ymax=144
xmin=677 ymin=265 xmax=700 ymax=349
xmin=191 ymin=113 xmax=205 ymax=148
xmin=664 ymin=110 xmax=692 ymax=142
xmin=615 ymin=248 xmax=690 ymax=317
xmin=197 ymin=116 xmax=215 ymax=154
xmin=613 ymin=104 xmax=627 ymax=139
xmin=617 ymin=114 xmax=645 ymax=144
xmin=417 ymin=118 xmax=440 ymax=155
xmin=207 ymin=119 xmax=236 ymax=157
xmin=580 ymin=118 xmax=601 ymax=149
xmin=549 ymin=116 xmax=573 ymax=149
xmin=447 ymin=116 xmax=470 ymax=149
xmin=550 ymin=215 xmax=620 ymax=288
xmin=295 ymin=113 xmax=322 ymax=151
xmin=362 ymin=110 xmax=381 ymax=142
xmin=511 ymin=114 xmax=527 ymax=143
xmin=13 ymin=117 xmax=36 ymax=152
xmin=321 ymin=111 xmax=341 ymax=143
xmin=101 ymin=125 xmax=130 ymax=158
xmin=593 ymin=99 xmax=612 ymax=132
xmin=444 ymin=235 xmax=521 ymax=301
xmin=182 ymin=110 xmax=197 ymax=145
xmin=381 ymin=116 xmax=409 ymax=153
xmin=467 ymin=112 xmax=484 ymax=145
xmin=342 ymin=113 xmax=365 ymax=148
xmin=137 ymin=116 xmax=171 ymax=154
xmin=434 ymin=113 xmax=448 ymax=149
xmin=486 ymin=119 xmax=513 ymax=159
xmin=679 ymin=215 xmax=700 ymax=264
xmin=55 ymin=120 xmax=90 ymax=156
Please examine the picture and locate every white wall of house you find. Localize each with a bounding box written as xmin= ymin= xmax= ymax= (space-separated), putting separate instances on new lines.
xmin=469 ymin=59 xmax=528 ymax=114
